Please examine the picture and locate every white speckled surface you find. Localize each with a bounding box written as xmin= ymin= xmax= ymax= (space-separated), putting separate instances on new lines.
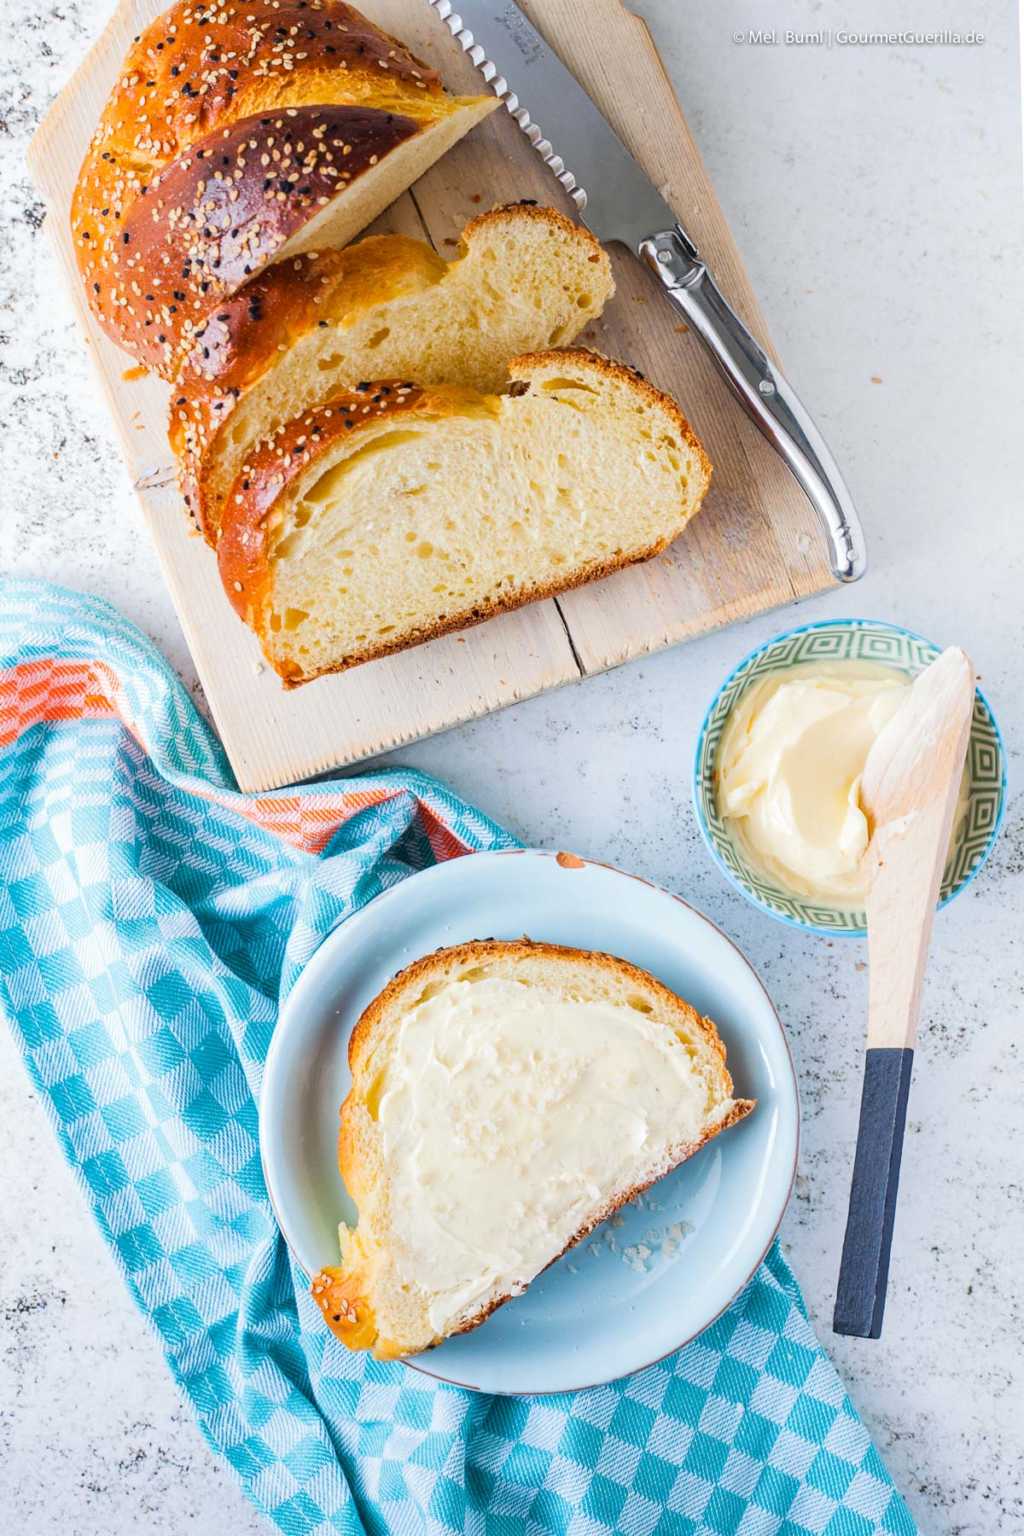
xmin=1 ymin=1 xmax=1022 ymax=1531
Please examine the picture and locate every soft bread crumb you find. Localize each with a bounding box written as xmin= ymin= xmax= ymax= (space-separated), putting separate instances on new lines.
xmin=220 ymin=349 xmax=712 ymax=683
xmin=173 ymin=204 xmax=614 ymax=542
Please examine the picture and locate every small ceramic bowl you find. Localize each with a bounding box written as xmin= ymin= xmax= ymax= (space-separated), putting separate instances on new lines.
xmin=693 ymin=618 xmax=1007 ymax=937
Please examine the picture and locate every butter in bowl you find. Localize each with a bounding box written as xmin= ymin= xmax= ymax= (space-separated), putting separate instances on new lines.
xmin=693 ymin=619 xmax=1006 ymax=936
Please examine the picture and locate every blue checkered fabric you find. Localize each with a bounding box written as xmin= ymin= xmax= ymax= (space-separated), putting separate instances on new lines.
xmin=0 ymin=579 xmax=916 ymax=1536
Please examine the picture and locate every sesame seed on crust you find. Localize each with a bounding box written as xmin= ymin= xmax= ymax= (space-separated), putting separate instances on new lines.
xmin=70 ymin=0 xmax=460 ymax=371
xmin=112 ymin=104 xmax=420 ymax=374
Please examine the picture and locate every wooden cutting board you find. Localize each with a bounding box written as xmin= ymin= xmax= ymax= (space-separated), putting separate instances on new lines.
xmin=28 ymin=0 xmax=836 ymax=791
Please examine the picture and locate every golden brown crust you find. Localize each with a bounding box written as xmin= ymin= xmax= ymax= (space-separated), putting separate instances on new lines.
xmin=71 ymin=0 xmax=473 ymax=371
xmin=113 ymin=105 xmax=421 ymax=375
xmin=170 ymin=203 xmax=610 ymax=534
xmin=182 ymin=203 xmax=604 ymax=397
xmin=310 ymin=1266 xmax=378 ymax=1351
xmin=313 ymin=939 xmax=755 ymax=1357
xmin=216 ymin=348 xmax=711 ymax=684
xmin=317 ymin=1096 xmax=756 ymax=1360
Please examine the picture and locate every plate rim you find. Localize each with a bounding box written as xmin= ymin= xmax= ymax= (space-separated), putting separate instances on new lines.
xmin=260 ymin=847 xmax=800 ymax=1394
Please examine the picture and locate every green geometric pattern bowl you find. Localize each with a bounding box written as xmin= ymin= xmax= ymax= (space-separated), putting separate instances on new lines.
xmin=693 ymin=618 xmax=1007 ymax=937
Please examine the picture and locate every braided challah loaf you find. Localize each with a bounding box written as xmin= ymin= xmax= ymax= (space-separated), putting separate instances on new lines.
xmin=72 ymin=4 xmax=712 ymax=687
xmin=72 ymin=0 xmax=495 ymax=375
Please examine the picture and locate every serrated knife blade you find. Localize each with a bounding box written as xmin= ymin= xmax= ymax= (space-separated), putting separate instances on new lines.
xmin=427 ymin=0 xmax=676 ymax=248
xmin=424 ymin=0 xmax=867 ymax=583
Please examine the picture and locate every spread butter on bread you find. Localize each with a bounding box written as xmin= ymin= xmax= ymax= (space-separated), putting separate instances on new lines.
xmin=311 ymin=940 xmax=755 ymax=1359
xmin=169 ymin=204 xmax=615 ymax=543
xmin=218 ymin=349 xmax=712 ymax=682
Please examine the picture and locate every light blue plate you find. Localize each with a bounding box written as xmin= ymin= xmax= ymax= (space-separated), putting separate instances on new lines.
xmin=261 ymin=849 xmax=798 ymax=1394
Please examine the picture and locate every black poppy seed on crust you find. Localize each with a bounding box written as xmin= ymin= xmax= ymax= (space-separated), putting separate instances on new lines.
xmin=113 ymin=105 xmax=420 ymax=374
xmin=71 ymin=0 xmax=454 ymax=371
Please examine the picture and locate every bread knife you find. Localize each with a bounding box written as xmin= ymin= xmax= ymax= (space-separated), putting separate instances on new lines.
xmin=424 ymin=0 xmax=867 ymax=583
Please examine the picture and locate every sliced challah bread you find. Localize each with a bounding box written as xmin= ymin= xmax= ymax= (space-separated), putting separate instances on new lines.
xmin=72 ymin=0 xmax=496 ymax=374
xmin=170 ymin=204 xmax=614 ymax=543
xmin=218 ymin=349 xmax=711 ymax=683
xmin=311 ymin=939 xmax=755 ymax=1359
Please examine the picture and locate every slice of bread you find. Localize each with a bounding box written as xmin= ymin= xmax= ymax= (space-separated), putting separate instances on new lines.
xmin=218 ymin=349 xmax=712 ymax=684
xmin=170 ymin=205 xmax=614 ymax=544
xmin=311 ymin=940 xmax=755 ymax=1360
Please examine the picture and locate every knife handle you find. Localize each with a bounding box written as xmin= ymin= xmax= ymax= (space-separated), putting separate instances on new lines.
xmin=640 ymin=228 xmax=867 ymax=584
xmin=833 ymin=1047 xmax=914 ymax=1338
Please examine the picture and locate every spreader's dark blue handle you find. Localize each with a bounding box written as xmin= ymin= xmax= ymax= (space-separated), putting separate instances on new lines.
xmin=833 ymin=1048 xmax=915 ymax=1339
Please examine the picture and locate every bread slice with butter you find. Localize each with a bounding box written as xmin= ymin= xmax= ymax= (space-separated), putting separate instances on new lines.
xmin=218 ymin=349 xmax=711 ymax=684
xmin=170 ymin=205 xmax=615 ymax=545
xmin=311 ymin=940 xmax=755 ymax=1359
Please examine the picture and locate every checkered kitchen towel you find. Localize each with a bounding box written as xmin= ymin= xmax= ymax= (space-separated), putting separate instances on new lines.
xmin=0 ymin=578 xmax=916 ymax=1536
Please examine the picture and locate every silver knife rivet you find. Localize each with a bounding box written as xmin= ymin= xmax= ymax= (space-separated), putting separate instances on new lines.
xmin=758 ymin=379 xmax=776 ymax=395
xmin=657 ymin=249 xmax=672 ymax=264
